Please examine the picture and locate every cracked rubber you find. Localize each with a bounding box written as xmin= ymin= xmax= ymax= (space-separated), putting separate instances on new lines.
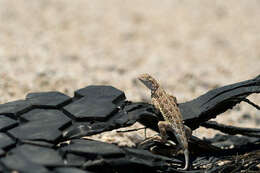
xmin=0 ymin=85 xmax=131 ymax=173
xmin=0 ymin=85 xmax=179 ymax=173
xmin=0 ymin=79 xmax=259 ymax=172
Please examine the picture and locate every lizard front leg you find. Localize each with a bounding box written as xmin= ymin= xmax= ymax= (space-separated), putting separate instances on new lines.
xmin=169 ymin=95 xmax=178 ymax=105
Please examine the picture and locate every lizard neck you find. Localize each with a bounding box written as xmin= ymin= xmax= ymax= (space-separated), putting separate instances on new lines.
xmin=151 ymin=86 xmax=160 ymax=98
xmin=150 ymin=79 xmax=160 ymax=92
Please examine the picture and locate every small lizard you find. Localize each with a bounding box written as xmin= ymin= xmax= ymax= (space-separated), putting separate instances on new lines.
xmin=138 ymin=73 xmax=191 ymax=170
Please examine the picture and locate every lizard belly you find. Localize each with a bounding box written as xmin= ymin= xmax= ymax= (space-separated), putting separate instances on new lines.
xmin=157 ymin=98 xmax=181 ymax=125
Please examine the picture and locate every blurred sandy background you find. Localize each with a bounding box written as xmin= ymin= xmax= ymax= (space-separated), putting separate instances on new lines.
xmin=0 ymin=0 xmax=260 ymax=144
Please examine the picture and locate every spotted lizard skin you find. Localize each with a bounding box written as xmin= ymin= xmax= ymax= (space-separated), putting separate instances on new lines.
xmin=138 ymin=73 xmax=190 ymax=170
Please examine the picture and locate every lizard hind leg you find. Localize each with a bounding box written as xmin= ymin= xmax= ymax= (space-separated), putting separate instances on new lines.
xmin=140 ymin=121 xmax=175 ymax=146
xmin=157 ymin=121 xmax=170 ymax=143
xmin=157 ymin=121 xmax=176 ymax=146
xmin=184 ymin=125 xmax=192 ymax=139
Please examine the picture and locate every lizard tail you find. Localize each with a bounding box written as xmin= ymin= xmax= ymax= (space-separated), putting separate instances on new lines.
xmin=183 ymin=149 xmax=189 ymax=170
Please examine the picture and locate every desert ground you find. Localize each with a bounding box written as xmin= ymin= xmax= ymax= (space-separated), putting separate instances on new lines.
xmin=0 ymin=0 xmax=260 ymax=145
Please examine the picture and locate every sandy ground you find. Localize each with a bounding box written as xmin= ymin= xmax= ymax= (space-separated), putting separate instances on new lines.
xmin=0 ymin=0 xmax=260 ymax=145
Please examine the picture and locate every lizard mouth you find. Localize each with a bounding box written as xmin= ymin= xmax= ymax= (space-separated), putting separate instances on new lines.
xmin=137 ymin=74 xmax=156 ymax=90
xmin=137 ymin=77 xmax=147 ymax=84
xmin=137 ymin=76 xmax=146 ymax=84
xmin=138 ymin=78 xmax=145 ymax=83
xmin=138 ymin=79 xmax=153 ymax=90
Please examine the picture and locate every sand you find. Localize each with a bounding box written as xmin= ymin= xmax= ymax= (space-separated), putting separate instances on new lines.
xmin=0 ymin=0 xmax=260 ymax=145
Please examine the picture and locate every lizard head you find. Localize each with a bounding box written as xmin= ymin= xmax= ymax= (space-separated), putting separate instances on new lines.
xmin=138 ymin=73 xmax=159 ymax=91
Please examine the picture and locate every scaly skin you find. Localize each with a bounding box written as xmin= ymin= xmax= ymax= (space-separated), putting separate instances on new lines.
xmin=138 ymin=73 xmax=191 ymax=170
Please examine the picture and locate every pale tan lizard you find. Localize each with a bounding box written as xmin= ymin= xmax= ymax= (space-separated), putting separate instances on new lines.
xmin=138 ymin=73 xmax=191 ymax=170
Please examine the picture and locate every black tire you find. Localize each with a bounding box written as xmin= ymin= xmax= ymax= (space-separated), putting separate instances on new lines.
xmin=0 ymin=86 xmax=178 ymax=173
xmin=0 ymin=86 xmax=129 ymax=173
xmin=1 ymin=76 xmax=260 ymax=173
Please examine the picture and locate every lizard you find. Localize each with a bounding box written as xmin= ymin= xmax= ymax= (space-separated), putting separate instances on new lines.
xmin=138 ymin=73 xmax=191 ymax=170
